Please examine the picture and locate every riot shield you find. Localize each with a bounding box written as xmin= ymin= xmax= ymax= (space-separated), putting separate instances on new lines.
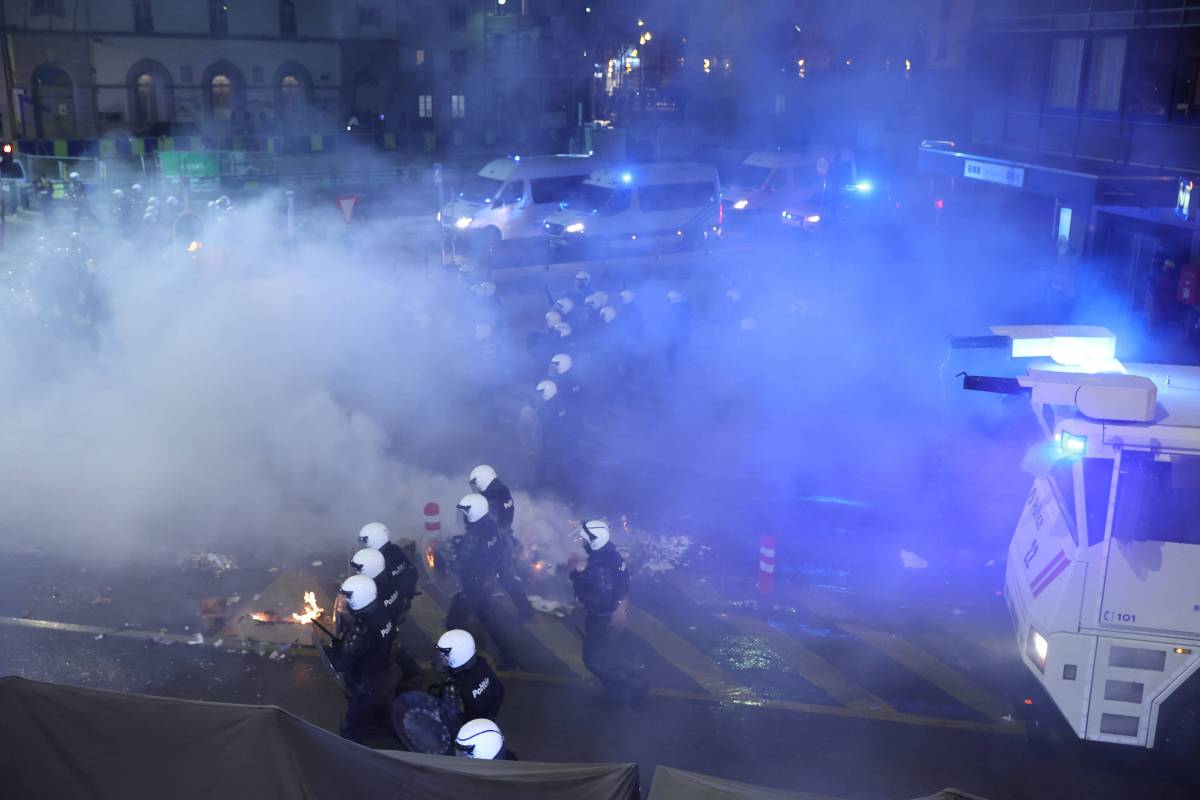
xmin=391 ymin=690 xmax=458 ymax=755
xmin=319 ymin=642 xmax=352 ymax=699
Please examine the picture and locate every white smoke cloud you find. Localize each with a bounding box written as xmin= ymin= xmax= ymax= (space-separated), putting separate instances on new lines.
xmin=0 ymin=195 xmax=577 ymax=564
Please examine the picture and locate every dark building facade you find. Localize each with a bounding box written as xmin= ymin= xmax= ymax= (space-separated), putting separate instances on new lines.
xmin=920 ymin=0 xmax=1200 ymax=305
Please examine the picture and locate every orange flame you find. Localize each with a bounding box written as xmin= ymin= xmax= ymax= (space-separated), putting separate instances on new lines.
xmin=532 ymin=560 xmax=546 ymax=572
xmin=425 ymin=547 xmax=437 ymax=570
xmin=291 ymin=591 xmax=324 ymax=624
xmin=250 ymin=611 xmax=279 ymax=623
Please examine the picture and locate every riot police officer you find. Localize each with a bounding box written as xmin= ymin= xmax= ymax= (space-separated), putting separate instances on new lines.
xmin=469 ymin=465 xmax=534 ymax=620
xmin=434 ymin=628 xmax=505 ymax=722
xmin=358 ymin=522 xmax=419 ymax=616
xmin=330 ymin=574 xmax=398 ymax=742
xmin=454 ymin=718 xmax=516 ymax=760
xmin=350 ymin=547 xmax=421 ymax=682
xmin=446 ymin=494 xmax=521 ymax=668
xmin=570 ymin=520 xmax=648 ymax=705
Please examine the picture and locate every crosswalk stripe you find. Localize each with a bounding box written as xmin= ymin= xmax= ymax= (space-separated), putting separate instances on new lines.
xmin=626 ymin=608 xmax=741 ymax=700
xmin=523 ymin=614 xmax=594 ymax=682
xmin=795 ymin=588 xmax=1012 ymax=722
xmin=722 ymin=612 xmax=893 ymax=712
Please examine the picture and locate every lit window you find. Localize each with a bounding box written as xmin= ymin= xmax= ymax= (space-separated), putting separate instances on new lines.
xmin=418 ymin=94 xmax=433 ymax=118
xmin=211 ymin=74 xmax=233 ymax=120
xmin=451 ymin=94 xmax=465 ymax=118
xmin=416 ymin=49 xmax=426 ymax=66
xmin=135 ymin=73 xmax=159 ymax=122
xmin=280 ymin=75 xmax=302 ymax=115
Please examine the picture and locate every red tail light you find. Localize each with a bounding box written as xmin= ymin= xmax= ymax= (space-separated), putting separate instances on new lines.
xmin=934 ymin=198 xmax=945 ymax=210
xmin=718 ymin=202 xmax=724 ymax=226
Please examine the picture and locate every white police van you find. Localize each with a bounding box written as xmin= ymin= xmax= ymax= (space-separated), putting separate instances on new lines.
xmin=440 ymin=155 xmax=596 ymax=249
xmin=542 ymin=162 xmax=721 ymax=255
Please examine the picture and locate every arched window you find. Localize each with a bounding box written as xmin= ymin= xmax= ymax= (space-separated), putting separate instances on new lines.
xmin=280 ymin=75 xmax=301 ymax=115
xmin=135 ymin=73 xmax=159 ymax=122
xmin=211 ymin=75 xmax=233 ymax=120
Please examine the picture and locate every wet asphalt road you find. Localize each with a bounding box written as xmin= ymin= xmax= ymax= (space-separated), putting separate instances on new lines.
xmin=5 ymin=217 xmax=1199 ymax=799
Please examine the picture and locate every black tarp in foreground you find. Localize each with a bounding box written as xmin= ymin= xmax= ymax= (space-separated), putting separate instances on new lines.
xmin=0 ymin=677 xmax=639 ymax=800
xmin=645 ymin=766 xmax=989 ymax=800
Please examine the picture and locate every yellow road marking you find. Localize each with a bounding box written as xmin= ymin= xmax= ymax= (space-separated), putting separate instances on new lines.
xmin=626 ymin=607 xmax=740 ymax=700
xmin=524 ymin=614 xmax=593 ymax=681
xmin=723 ymin=612 xmax=893 ymax=712
xmin=795 ymin=589 xmax=1013 ymax=723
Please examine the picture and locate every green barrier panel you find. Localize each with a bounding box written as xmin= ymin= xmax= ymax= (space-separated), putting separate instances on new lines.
xmin=53 ymin=140 xmax=68 ymax=157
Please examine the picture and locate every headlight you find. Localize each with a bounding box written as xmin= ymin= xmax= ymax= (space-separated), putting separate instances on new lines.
xmin=732 ymin=199 xmax=749 ymax=210
xmin=565 ymin=222 xmax=585 ymax=234
xmin=454 ymin=216 xmax=473 ymax=229
xmin=1026 ymin=628 xmax=1048 ymax=672
xmin=1056 ymin=431 xmax=1087 ymax=457
xmin=436 ymin=211 xmax=442 ymax=223
xmin=804 ymin=214 xmax=821 ymax=224
xmin=781 ymin=211 xmax=794 ymax=220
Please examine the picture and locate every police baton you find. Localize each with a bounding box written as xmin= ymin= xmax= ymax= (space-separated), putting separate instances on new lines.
xmin=310 ymin=617 xmax=340 ymax=644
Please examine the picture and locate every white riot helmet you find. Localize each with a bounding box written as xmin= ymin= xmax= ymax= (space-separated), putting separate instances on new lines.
xmin=455 ymin=718 xmax=504 ymax=760
xmin=574 ymin=270 xmax=592 ymax=290
xmin=619 ymin=289 xmax=635 ymax=304
xmin=112 ymin=189 xmax=125 ymax=199
xmin=68 ymin=171 xmax=81 ymax=181
xmin=358 ymin=522 xmax=390 ymax=550
xmin=599 ymin=305 xmax=617 ymax=323
xmin=578 ymin=519 xmax=611 ymax=551
xmin=147 ymin=196 xmax=159 ymax=206
xmin=554 ymin=297 xmax=574 ymax=316
xmin=536 ymin=379 xmax=558 ymax=401
xmin=584 ymin=291 xmax=609 ymax=310
xmin=549 ymin=353 xmax=573 ymax=375
xmin=436 ymin=629 xmax=476 ymax=670
xmin=339 ymin=574 xmax=377 ymax=611
xmin=545 ymin=309 xmax=562 ymax=329
xmin=457 ymin=493 xmax=489 ymax=524
xmin=469 ymin=464 xmax=498 ymax=492
xmin=553 ymin=321 xmax=572 ymax=339
xmin=130 ymin=183 xmax=144 ymax=193
xmin=667 ymin=290 xmax=684 ymax=304
xmin=350 ymin=548 xmax=385 ymax=580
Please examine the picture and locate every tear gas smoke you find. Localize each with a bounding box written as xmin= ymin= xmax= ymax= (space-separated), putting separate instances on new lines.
xmin=0 ymin=195 xmax=574 ymax=565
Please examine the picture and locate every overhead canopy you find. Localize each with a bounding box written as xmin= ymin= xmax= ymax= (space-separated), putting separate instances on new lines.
xmin=0 ymin=677 xmax=639 ymax=800
xmin=645 ymin=767 xmax=989 ymax=800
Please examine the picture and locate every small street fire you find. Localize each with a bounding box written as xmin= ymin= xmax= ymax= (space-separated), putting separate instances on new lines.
xmin=291 ymin=591 xmax=323 ymax=625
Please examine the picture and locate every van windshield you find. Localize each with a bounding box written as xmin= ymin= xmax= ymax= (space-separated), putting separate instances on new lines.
xmin=561 ymin=184 xmax=613 ymax=213
xmin=1113 ymin=452 xmax=1200 ymax=545
xmin=457 ymin=174 xmax=504 ymax=204
xmin=728 ymin=164 xmax=771 ymax=190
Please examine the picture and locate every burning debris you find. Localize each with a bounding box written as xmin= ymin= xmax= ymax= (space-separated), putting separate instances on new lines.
xmin=188 ymin=552 xmax=237 ymax=577
xmin=222 ymin=571 xmax=331 ymax=648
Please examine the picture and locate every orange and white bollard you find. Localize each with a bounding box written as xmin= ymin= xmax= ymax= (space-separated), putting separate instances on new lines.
xmin=423 ymin=502 xmax=441 ymax=535
xmin=757 ymin=535 xmax=777 ymax=594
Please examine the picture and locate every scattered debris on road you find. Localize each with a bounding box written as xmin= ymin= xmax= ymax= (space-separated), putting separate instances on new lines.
xmin=188 ymin=553 xmax=237 ymax=577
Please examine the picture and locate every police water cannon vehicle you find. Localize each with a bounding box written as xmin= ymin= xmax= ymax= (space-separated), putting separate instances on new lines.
xmin=955 ymin=325 xmax=1200 ymax=748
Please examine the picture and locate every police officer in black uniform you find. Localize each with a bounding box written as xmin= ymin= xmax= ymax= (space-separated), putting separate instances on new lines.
xmin=570 ymin=519 xmax=648 ymax=705
xmin=350 ymin=545 xmax=421 ymax=683
xmin=434 ymin=628 xmax=505 ymax=722
xmin=446 ymin=494 xmax=522 ymax=668
xmin=469 ymin=465 xmax=534 ymax=620
xmin=358 ymin=522 xmax=419 ymax=612
xmin=330 ymin=574 xmax=398 ymax=741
